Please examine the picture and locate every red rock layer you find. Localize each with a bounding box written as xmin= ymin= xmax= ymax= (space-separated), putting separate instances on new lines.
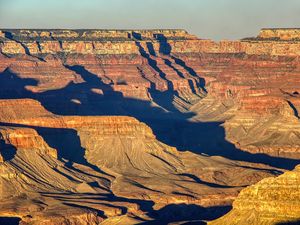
xmin=1 ymin=29 xmax=300 ymax=224
xmin=196 ymin=54 xmax=300 ymax=157
xmin=0 ymin=99 xmax=277 ymax=224
xmin=1 ymin=29 xmax=300 ymax=158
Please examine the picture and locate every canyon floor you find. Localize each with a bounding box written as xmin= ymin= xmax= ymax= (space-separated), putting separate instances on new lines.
xmin=0 ymin=29 xmax=300 ymax=225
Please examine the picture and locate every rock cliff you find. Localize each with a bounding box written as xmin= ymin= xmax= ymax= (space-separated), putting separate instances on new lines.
xmin=1 ymin=28 xmax=300 ymax=224
xmin=209 ymin=165 xmax=300 ymax=225
xmin=0 ymin=99 xmax=277 ymax=224
xmin=258 ymin=28 xmax=300 ymax=40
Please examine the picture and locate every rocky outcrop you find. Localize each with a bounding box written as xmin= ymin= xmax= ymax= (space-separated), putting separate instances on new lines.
xmin=258 ymin=28 xmax=300 ymax=40
xmin=19 ymin=211 xmax=103 ymax=225
xmin=223 ymin=97 xmax=300 ymax=158
xmin=1 ymin=29 xmax=300 ymax=157
xmin=188 ymin=50 xmax=300 ymax=158
xmin=0 ymin=29 xmax=195 ymax=55
xmin=209 ymin=165 xmax=300 ymax=225
xmin=1 ymin=28 xmax=300 ymax=223
xmin=0 ymin=126 xmax=57 ymax=159
xmin=0 ymin=98 xmax=278 ymax=224
xmin=2 ymin=29 xmax=300 ymax=56
xmin=0 ymin=30 xmax=205 ymax=102
xmin=0 ymin=99 xmax=54 ymax=119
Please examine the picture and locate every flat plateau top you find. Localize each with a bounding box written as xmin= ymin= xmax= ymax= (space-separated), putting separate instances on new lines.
xmin=0 ymin=29 xmax=197 ymax=41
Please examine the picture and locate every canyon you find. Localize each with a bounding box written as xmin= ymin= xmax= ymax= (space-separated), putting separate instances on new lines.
xmin=0 ymin=28 xmax=300 ymax=224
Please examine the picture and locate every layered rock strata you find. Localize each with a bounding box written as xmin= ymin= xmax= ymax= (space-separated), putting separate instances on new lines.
xmin=1 ymin=28 xmax=300 ymax=223
xmin=209 ymin=165 xmax=300 ymax=225
xmin=1 ymin=29 xmax=300 ymax=157
xmin=0 ymin=99 xmax=277 ymax=224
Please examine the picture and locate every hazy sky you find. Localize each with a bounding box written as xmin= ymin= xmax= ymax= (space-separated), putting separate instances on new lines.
xmin=0 ymin=0 xmax=300 ymax=40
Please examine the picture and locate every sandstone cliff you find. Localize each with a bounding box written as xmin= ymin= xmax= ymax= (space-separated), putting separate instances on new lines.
xmin=258 ymin=28 xmax=300 ymax=40
xmin=2 ymin=29 xmax=300 ymax=56
xmin=209 ymin=165 xmax=300 ymax=225
xmin=0 ymin=99 xmax=277 ymax=224
xmin=1 ymin=28 xmax=300 ymax=166
xmin=1 ymin=28 xmax=300 ymax=224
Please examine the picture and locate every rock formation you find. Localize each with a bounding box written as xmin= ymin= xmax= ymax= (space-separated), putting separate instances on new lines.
xmin=258 ymin=28 xmax=300 ymax=40
xmin=0 ymin=28 xmax=300 ymax=224
xmin=209 ymin=165 xmax=300 ymax=225
xmin=1 ymin=29 xmax=300 ymax=159
xmin=0 ymin=99 xmax=277 ymax=224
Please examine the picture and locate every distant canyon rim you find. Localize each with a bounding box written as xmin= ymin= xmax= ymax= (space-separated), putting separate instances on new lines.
xmin=0 ymin=28 xmax=300 ymax=224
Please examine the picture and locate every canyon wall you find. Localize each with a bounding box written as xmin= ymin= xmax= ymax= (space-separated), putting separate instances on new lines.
xmin=0 ymin=99 xmax=277 ymax=224
xmin=258 ymin=28 xmax=300 ymax=40
xmin=210 ymin=165 xmax=300 ymax=225
xmin=1 ymin=28 xmax=300 ymax=157
xmin=2 ymin=29 xmax=300 ymax=56
xmin=1 ymin=28 xmax=300 ymax=223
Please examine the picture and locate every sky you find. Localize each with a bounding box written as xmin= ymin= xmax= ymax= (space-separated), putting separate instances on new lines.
xmin=0 ymin=0 xmax=300 ymax=40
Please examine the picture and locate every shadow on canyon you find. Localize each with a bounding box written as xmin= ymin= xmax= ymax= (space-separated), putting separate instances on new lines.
xmin=0 ymin=217 xmax=21 ymax=225
xmin=140 ymin=204 xmax=231 ymax=225
xmin=0 ymin=139 xmax=17 ymax=161
xmin=38 ymin=192 xmax=231 ymax=224
xmin=277 ymin=221 xmax=300 ymax=225
xmin=1 ymin=36 xmax=299 ymax=223
xmin=0 ymin=120 xmax=112 ymax=179
xmin=0 ymin=56 xmax=299 ymax=171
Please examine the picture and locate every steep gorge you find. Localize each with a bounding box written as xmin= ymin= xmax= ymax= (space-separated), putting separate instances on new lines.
xmin=0 ymin=28 xmax=300 ymax=224
xmin=0 ymin=99 xmax=277 ymax=224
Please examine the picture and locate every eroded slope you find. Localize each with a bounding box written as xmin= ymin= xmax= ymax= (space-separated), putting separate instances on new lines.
xmin=209 ymin=165 xmax=300 ymax=225
xmin=1 ymin=28 xmax=300 ymax=224
xmin=0 ymin=99 xmax=278 ymax=224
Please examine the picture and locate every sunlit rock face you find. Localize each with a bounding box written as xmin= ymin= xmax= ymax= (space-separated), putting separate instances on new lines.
xmin=258 ymin=28 xmax=300 ymax=40
xmin=1 ymin=29 xmax=300 ymax=158
xmin=0 ymin=28 xmax=300 ymax=224
xmin=209 ymin=165 xmax=300 ymax=225
xmin=0 ymin=99 xmax=276 ymax=224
